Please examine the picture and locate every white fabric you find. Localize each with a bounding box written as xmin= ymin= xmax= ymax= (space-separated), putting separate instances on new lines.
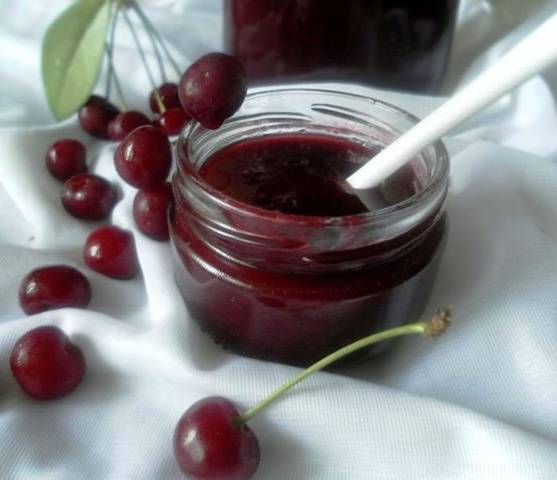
xmin=1 ymin=1 xmax=557 ymax=479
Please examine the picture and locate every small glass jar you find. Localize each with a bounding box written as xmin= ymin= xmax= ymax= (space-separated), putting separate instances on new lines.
xmin=224 ymin=0 xmax=460 ymax=93
xmin=171 ymin=88 xmax=449 ymax=366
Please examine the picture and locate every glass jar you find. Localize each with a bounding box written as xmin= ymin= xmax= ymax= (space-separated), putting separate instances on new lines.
xmin=224 ymin=0 xmax=460 ymax=93
xmin=171 ymin=88 xmax=450 ymax=366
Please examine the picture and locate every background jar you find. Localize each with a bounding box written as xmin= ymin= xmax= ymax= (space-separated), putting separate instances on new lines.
xmin=224 ymin=0 xmax=460 ymax=93
xmin=171 ymin=88 xmax=450 ymax=366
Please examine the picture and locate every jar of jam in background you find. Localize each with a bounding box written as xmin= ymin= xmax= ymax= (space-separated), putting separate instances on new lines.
xmin=171 ymin=88 xmax=450 ymax=366
xmin=224 ymin=0 xmax=460 ymax=93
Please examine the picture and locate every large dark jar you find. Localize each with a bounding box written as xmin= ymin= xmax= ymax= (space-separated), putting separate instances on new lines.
xmin=171 ymin=88 xmax=450 ymax=366
xmin=224 ymin=0 xmax=459 ymax=92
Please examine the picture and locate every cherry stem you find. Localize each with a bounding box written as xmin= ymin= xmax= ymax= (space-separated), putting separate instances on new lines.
xmin=122 ymin=9 xmax=157 ymax=88
xmin=105 ymin=2 xmax=126 ymax=108
xmin=104 ymin=0 xmax=115 ymax=98
xmin=122 ymin=8 xmax=165 ymax=112
xmin=130 ymin=0 xmax=182 ymax=78
xmin=125 ymin=0 xmax=167 ymax=83
xmin=153 ymin=87 xmax=166 ymax=114
xmin=236 ymin=308 xmax=452 ymax=426
xmin=144 ymin=15 xmax=167 ymax=83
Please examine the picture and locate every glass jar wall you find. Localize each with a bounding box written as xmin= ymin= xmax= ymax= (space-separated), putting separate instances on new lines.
xmin=225 ymin=0 xmax=459 ymax=93
xmin=171 ymin=88 xmax=450 ymax=366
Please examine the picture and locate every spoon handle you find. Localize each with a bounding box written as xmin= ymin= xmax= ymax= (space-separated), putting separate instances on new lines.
xmin=348 ymin=13 xmax=557 ymax=190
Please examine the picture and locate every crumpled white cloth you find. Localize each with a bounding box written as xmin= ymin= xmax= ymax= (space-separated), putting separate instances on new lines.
xmin=1 ymin=1 xmax=557 ymax=479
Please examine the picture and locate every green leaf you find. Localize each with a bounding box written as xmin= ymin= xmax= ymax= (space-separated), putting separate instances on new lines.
xmin=42 ymin=0 xmax=111 ymax=120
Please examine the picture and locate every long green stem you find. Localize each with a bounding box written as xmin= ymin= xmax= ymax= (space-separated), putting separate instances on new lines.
xmin=104 ymin=0 xmax=115 ymax=98
xmin=236 ymin=309 xmax=452 ymax=426
xmin=105 ymin=2 xmax=126 ymax=107
xmin=141 ymin=9 xmax=167 ymax=83
xmin=122 ymin=9 xmax=157 ymax=89
xmin=131 ymin=0 xmax=182 ymax=78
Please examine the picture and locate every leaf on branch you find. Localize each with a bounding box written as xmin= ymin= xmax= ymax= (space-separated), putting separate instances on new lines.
xmin=42 ymin=0 xmax=111 ymax=120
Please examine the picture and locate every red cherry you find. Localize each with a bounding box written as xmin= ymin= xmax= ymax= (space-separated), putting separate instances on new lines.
xmin=10 ymin=326 xmax=86 ymax=400
xmin=179 ymin=53 xmax=247 ymax=129
xmin=61 ymin=173 xmax=118 ymax=220
xmin=174 ymin=397 xmax=260 ymax=480
xmin=18 ymin=265 xmax=92 ymax=315
xmin=133 ymin=184 xmax=173 ymax=241
xmin=45 ymin=139 xmax=87 ymax=181
xmin=83 ymin=226 xmax=139 ymax=279
xmin=149 ymin=82 xmax=180 ymax=114
xmin=78 ymin=95 xmax=120 ymax=139
xmin=154 ymin=108 xmax=190 ymax=136
xmin=114 ymin=125 xmax=172 ymax=189
xmin=108 ymin=111 xmax=151 ymax=141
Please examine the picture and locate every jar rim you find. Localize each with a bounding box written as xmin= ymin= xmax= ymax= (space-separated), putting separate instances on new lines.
xmin=176 ymin=86 xmax=450 ymax=226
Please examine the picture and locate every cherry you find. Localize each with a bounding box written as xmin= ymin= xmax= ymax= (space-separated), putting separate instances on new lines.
xmin=108 ymin=111 xmax=151 ymax=141
xmin=179 ymin=53 xmax=247 ymax=129
xmin=61 ymin=173 xmax=118 ymax=220
xmin=84 ymin=225 xmax=139 ymax=279
xmin=10 ymin=326 xmax=86 ymax=400
xmin=172 ymin=310 xmax=453 ymax=479
xmin=78 ymin=95 xmax=120 ymax=139
xmin=154 ymin=108 xmax=190 ymax=136
xmin=114 ymin=125 xmax=172 ymax=189
xmin=45 ymin=139 xmax=87 ymax=181
xmin=133 ymin=183 xmax=173 ymax=241
xmin=174 ymin=397 xmax=260 ymax=480
xmin=18 ymin=265 xmax=92 ymax=315
xmin=149 ymin=82 xmax=180 ymax=114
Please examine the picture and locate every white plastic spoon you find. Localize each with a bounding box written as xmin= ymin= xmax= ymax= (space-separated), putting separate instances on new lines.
xmin=347 ymin=12 xmax=557 ymax=192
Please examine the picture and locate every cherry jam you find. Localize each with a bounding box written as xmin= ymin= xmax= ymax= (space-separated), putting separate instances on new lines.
xmin=171 ymin=89 xmax=449 ymax=365
xmin=198 ymin=135 xmax=375 ymax=216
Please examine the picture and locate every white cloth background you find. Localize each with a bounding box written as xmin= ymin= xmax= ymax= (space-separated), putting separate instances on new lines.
xmin=1 ymin=1 xmax=557 ymax=479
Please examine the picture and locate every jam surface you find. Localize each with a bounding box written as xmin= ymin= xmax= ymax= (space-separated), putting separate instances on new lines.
xmin=200 ymin=135 xmax=385 ymax=217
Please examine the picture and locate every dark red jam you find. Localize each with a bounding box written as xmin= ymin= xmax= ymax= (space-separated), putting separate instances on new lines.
xmin=171 ymin=133 xmax=447 ymax=365
xmin=225 ymin=0 xmax=459 ymax=93
xmin=198 ymin=135 xmax=374 ymax=216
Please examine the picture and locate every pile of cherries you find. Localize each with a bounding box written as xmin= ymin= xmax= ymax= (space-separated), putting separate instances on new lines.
xmin=11 ymin=53 xmax=255 ymax=479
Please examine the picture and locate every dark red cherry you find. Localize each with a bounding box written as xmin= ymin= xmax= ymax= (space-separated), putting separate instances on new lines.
xmin=114 ymin=125 xmax=172 ymax=189
xmin=149 ymin=82 xmax=180 ymax=114
xmin=45 ymin=139 xmax=87 ymax=181
xmin=78 ymin=95 xmax=120 ymax=139
xmin=133 ymin=183 xmax=173 ymax=241
xmin=154 ymin=108 xmax=190 ymax=136
xmin=83 ymin=226 xmax=139 ymax=279
xmin=10 ymin=326 xmax=86 ymax=400
xmin=18 ymin=265 xmax=92 ymax=315
xmin=179 ymin=53 xmax=247 ymax=129
xmin=108 ymin=111 xmax=151 ymax=141
xmin=61 ymin=173 xmax=118 ymax=220
xmin=174 ymin=397 xmax=260 ymax=480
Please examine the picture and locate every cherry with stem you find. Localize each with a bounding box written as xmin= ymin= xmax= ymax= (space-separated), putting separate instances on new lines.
xmin=122 ymin=8 xmax=166 ymax=113
xmin=128 ymin=1 xmax=183 ymax=114
xmin=174 ymin=308 xmax=452 ymax=480
xmin=99 ymin=0 xmax=182 ymax=115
